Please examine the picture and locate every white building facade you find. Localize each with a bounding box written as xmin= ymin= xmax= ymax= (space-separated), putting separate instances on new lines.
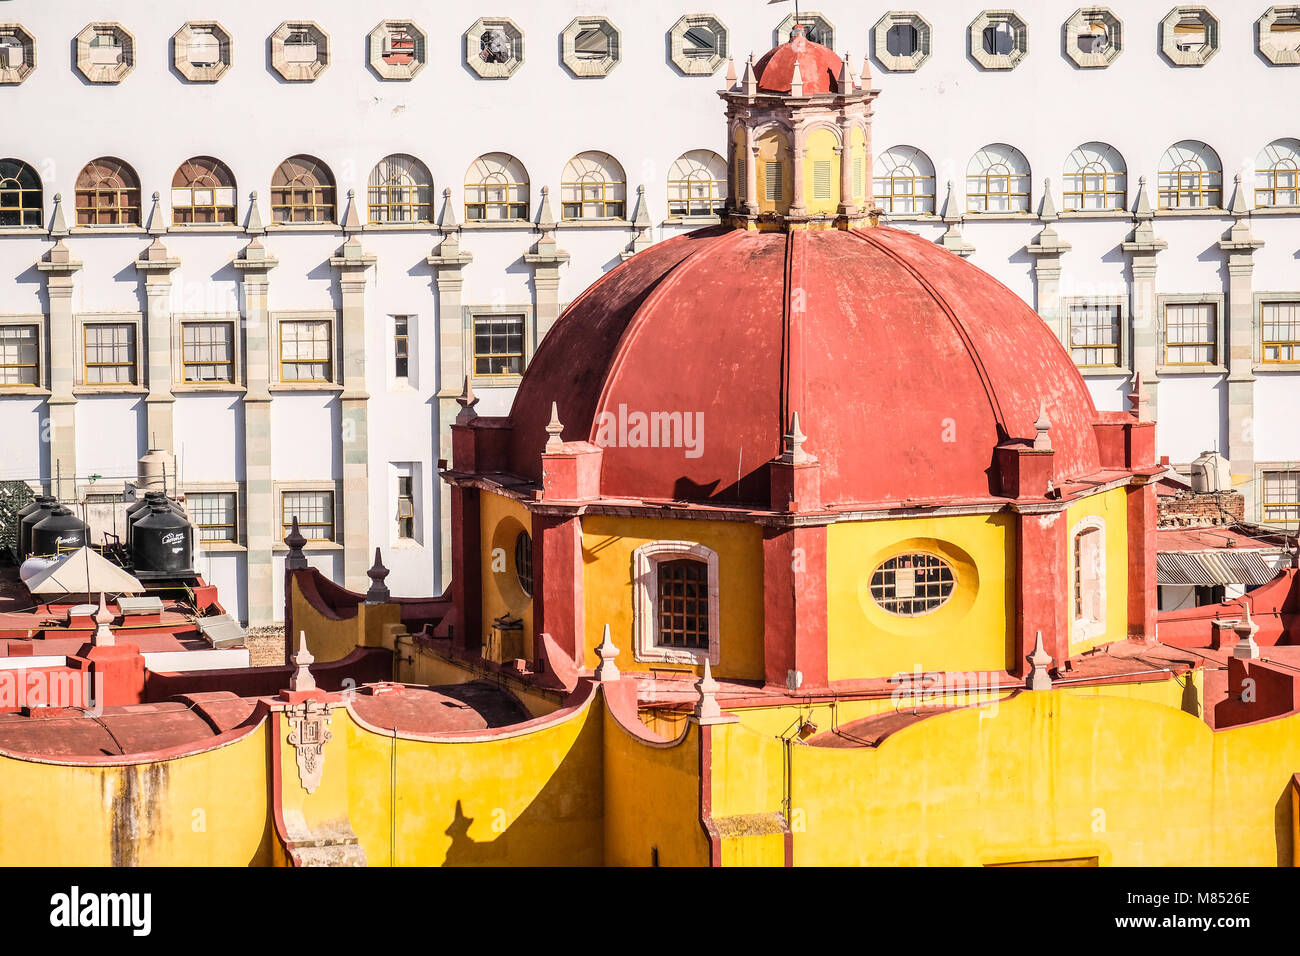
xmin=1 ymin=0 xmax=1298 ymax=624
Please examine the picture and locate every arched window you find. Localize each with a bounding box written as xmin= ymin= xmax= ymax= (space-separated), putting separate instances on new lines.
xmin=171 ymin=156 xmax=236 ymax=225
xmin=561 ymin=151 xmax=626 ymax=220
xmin=514 ymin=531 xmax=533 ymax=597
xmin=0 ymin=158 xmax=41 ymax=227
xmin=1071 ymin=518 xmax=1106 ymax=641
xmin=966 ymin=144 xmax=1030 ymax=213
xmin=667 ymin=150 xmax=727 ymax=217
xmin=873 ymin=145 xmax=936 ymax=215
xmin=1062 ymin=142 xmax=1126 ymax=212
xmin=75 ymin=157 xmax=141 ymax=226
xmin=1158 ymin=140 xmax=1222 ymax=209
xmin=464 ymin=153 xmax=530 ymax=222
xmin=1256 ymin=138 xmax=1300 ymax=208
xmin=270 ymin=155 xmax=336 ymax=224
xmin=367 ymin=154 xmax=433 ymax=224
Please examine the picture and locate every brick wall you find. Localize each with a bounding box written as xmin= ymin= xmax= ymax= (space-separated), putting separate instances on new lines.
xmin=1157 ymin=491 xmax=1245 ymax=528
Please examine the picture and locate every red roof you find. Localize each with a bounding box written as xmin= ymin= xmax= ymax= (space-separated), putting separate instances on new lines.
xmin=507 ymin=225 xmax=1106 ymax=509
xmin=753 ymin=25 xmax=844 ymax=95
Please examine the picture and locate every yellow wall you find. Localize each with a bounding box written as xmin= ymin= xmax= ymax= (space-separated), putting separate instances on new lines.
xmin=850 ymin=125 xmax=868 ymax=203
xmin=603 ymin=711 xmax=708 ymax=866
xmin=479 ymin=491 xmax=536 ymax=656
xmin=770 ymin=690 xmax=1300 ymax=866
xmin=826 ymin=513 xmax=1015 ymax=680
xmin=0 ymin=728 xmax=272 ymax=866
xmin=802 ymin=126 xmax=841 ymax=215
xmin=290 ymin=574 xmax=401 ymax=664
xmin=1066 ymin=487 xmax=1129 ymax=654
xmin=755 ymin=129 xmax=792 ymax=215
xmin=581 ymin=515 xmax=765 ymax=680
xmin=344 ymin=700 xmax=603 ymax=866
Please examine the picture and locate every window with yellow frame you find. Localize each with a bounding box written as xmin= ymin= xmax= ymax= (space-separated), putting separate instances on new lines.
xmin=279 ymin=318 xmax=332 ymax=383
xmin=472 ymin=314 xmax=524 ymax=376
xmin=1262 ymin=471 xmax=1300 ymax=526
xmin=1163 ymin=302 xmax=1217 ymax=365
xmin=181 ymin=321 xmax=234 ymax=383
xmin=83 ymin=323 xmax=137 ymax=385
xmin=0 ymin=324 xmax=39 ymax=386
xmin=1068 ymin=303 xmax=1122 ymax=368
xmin=1262 ymin=301 xmax=1300 ymax=363
xmin=281 ymin=490 xmax=334 ymax=541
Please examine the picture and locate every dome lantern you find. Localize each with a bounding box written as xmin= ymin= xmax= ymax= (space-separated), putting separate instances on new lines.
xmin=720 ymin=24 xmax=881 ymax=231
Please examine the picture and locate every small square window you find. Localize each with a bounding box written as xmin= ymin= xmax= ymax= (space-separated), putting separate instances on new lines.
xmin=1164 ymin=302 xmax=1217 ymax=365
xmin=83 ymin=323 xmax=136 ymax=385
xmin=1262 ymin=471 xmax=1300 ymax=525
xmin=0 ymin=324 xmax=39 ymax=386
xmin=1262 ymin=301 xmax=1300 ymax=362
xmin=182 ymin=321 xmax=235 ymax=383
xmin=282 ymin=490 xmax=334 ymax=541
xmin=189 ymin=492 xmax=237 ymax=543
xmin=1068 ymin=304 xmax=1122 ymax=368
xmin=279 ymin=318 xmax=333 ymax=382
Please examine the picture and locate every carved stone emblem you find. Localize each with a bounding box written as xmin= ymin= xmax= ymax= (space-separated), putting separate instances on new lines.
xmin=286 ymin=702 xmax=333 ymax=794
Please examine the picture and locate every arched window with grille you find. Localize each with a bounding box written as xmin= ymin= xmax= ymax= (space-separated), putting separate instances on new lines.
xmin=667 ymin=149 xmax=727 ymax=218
xmin=1158 ymin=140 xmax=1222 ymax=209
xmin=1256 ymin=138 xmax=1300 ymax=208
xmin=75 ymin=157 xmax=141 ymax=226
xmin=873 ymin=145 xmax=936 ymax=215
xmin=561 ymin=151 xmax=626 ymax=220
xmin=270 ymin=154 xmax=336 ymax=224
xmin=367 ymin=154 xmax=433 ymax=224
xmin=464 ymin=153 xmax=530 ymax=222
xmin=1062 ymin=142 xmax=1126 ymax=212
xmin=966 ymin=144 xmax=1031 ymax=213
xmin=171 ymin=156 xmax=236 ymax=225
xmin=1070 ymin=518 xmax=1107 ymax=642
xmin=0 ymin=158 xmax=41 ymax=227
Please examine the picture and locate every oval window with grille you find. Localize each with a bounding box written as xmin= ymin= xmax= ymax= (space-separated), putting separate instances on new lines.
xmin=869 ymin=553 xmax=955 ymax=616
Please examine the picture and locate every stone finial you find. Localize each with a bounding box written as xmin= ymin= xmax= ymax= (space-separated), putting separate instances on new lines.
xmin=244 ymin=191 xmax=265 ymax=236
xmin=624 ymin=185 xmax=653 ymax=259
xmin=781 ymin=411 xmax=812 ymax=464
xmin=940 ymin=180 xmax=960 ymax=223
xmin=49 ymin=193 xmax=69 ymax=239
xmin=789 ymin=58 xmax=803 ymax=96
xmin=290 ymin=632 xmax=317 ymax=692
xmin=938 ymin=180 xmax=975 ymax=256
xmin=533 ymin=185 xmax=560 ymax=258
xmin=438 ymin=187 xmax=459 ymax=232
xmin=93 ymin=592 xmax=115 ymax=647
xmin=1134 ymin=176 xmax=1154 ymax=221
xmin=145 ymin=191 xmax=166 ymax=236
xmin=1127 ymin=371 xmax=1147 ymax=419
xmin=741 ymin=53 xmax=757 ymax=95
xmin=365 ymin=548 xmax=390 ymax=604
xmin=454 ymin=375 xmax=479 ymax=423
xmin=693 ymin=657 xmax=722 ymax=719
xmin=342 ymin=188 xmax=362 ymax=234
xmin=1039 ymin=178 xmax=1059 ymax=222
xmin=1229 ymin=172 xmax=1249 ymax=218
xmin=594 ymin=624 xmax=620 ymax=682
xmin=724 ymin=56 xmax=737 ymax=90
xmin=544 ymin=402 xmax=564 ymax=453
xmin=284 ymin=516 xmax=309 ymax=570
xmin=1027 ymin=631 xmax=1053 ymax=690
xmin=860 ymin=52 xmax=872 ymax=84
xmin=838 ymin=52 xmax=853 ymax=91
xmin=1233 ymin=603 xmax=1260 ymax=660
xmin=1033 ymin=400 xmax=1052 ymax=451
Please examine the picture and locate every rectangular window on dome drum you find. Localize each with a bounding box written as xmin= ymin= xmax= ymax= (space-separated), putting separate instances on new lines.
xmin=813 ymin=161 xmax=832 ymax=200
xmin=853 ymin=157 xmax=865 ymax=199
xmin=657 ymin=559 xmax=709 ymax=650
xmin=765 ymin=162 xmax=782 ymax=202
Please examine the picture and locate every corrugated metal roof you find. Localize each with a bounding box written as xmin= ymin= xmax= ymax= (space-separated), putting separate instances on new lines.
xmin=1156 ymin=550 xmax=1279 ymax=587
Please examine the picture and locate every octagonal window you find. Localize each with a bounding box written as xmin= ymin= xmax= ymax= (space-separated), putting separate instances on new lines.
xmin=271 ymin=21 xmax=329 ymax=81
xmin=369 ymin=20 xmax=427 ymax=80
xmin=969 ymin=10 xmax=1028 ymax=70
xmin=0 ymin=25 xmax=35 ymax=84
xmin=669 ymin=15 xmax=729 ymax=75
xmin=1064 ymin=8 xmax=1123 ymax=68
xmin=76 ymin=22 xmax=135 ymax=84
xmin=173 ymin=22 xmax=231 ymax=83
xmin=562 ymin=17 xmax=620 ymax=77
xmin=466 ymin=17 xmax=523 ymax=79
xmin=874 ymin=12 xmax=933 ymax=72
xmin=1160 ymin=6 xmax=1219 ymax=66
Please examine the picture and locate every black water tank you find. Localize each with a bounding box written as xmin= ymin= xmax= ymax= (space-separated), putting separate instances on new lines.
xmin=132 ymin=502 xmax=193 ymax=574
xmin=17 ymin=496 xmax=57 ymax=558
xmin=30 ymin=507 xmax=88 ymax=556
xmin=125 ymin=492 xmax=169 ymax=550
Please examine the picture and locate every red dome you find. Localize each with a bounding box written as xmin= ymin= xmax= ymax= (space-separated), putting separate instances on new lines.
xmin=753 ymin=26 xmax=844 ymax=95
xmin=507 ymin=226 xmax=1105 ymax=510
